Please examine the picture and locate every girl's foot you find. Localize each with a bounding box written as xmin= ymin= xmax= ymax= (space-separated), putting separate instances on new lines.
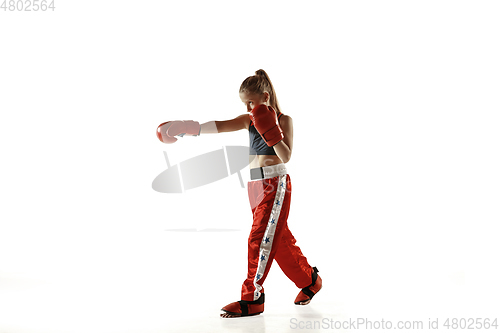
xmin=220 ymin=293 xmax=265 ymax=318
xmin=295 ymin=267 xmax=322 ymax=305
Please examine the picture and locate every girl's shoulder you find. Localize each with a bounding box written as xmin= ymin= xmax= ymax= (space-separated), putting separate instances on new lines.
xmin=237 ymin=113 xmax=251 ymax=129
xmin=278 ymin=112 xmax=292 ymax=126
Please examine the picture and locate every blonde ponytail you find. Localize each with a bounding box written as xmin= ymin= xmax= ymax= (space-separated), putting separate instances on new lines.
xmin=240 ymin=69 xmax=282 ymax=114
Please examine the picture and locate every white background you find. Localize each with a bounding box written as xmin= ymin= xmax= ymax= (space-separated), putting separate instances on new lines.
xmin=1 ymin=1 xmax=499 ymax=332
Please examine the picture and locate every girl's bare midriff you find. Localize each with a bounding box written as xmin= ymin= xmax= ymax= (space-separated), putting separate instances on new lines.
xmin=249 ymin=154 xmax=283 ymax=169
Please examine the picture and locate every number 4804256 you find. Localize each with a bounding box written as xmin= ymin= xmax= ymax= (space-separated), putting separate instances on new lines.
xmin=1 ymin=0 xmax=55 ymax=11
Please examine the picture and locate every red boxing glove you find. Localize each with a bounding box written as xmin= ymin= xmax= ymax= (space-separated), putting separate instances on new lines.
xmin=156 ymin=120 xmax=200 ymax=144
xmin=250 ymin=105 xmax=284 ymax=146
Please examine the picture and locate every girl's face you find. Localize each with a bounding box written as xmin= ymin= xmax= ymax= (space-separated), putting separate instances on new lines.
xmin=239 ymin=90 xmax=269 ymax=112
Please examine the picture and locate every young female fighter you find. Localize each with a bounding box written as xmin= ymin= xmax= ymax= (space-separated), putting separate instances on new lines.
xmin=156 ymin=69 xmax=322 ymax=317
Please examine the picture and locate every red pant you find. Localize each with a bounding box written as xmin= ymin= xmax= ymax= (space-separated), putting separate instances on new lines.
xmin=241 ymin=174 xmax=313 ymax=301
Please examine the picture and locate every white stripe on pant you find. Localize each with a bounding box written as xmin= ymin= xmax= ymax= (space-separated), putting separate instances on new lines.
xmin=252 ymin=174 xmax=288 ymax=301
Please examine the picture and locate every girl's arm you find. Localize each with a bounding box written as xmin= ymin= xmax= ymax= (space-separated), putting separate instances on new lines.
xmin=200 ymin=114 xmax=250 ymax=134
xmin=273 ymin=115 xmax=293 ymax=163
